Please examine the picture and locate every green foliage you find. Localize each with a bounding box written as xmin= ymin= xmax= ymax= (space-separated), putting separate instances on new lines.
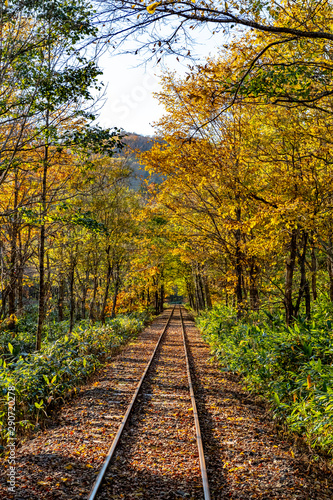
xmin=63 ymin=126 xmax=125 ymax=156
xmin=236 ymin=63 xmax=333 ymax=102
xmin=197 ymin=303 xmax=333 ymax=454
xmin=0 ymin=312 xmax=149 ymax=451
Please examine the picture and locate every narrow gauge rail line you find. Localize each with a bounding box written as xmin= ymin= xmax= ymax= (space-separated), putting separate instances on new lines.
xmin=88 ymin=305 xmax=210 ymax=500
xmin=180 ymin=307 xmax=211 ymax=500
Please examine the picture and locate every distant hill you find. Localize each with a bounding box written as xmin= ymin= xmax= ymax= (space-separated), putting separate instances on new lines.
xmin=120 ymin=133 xmax=164 ymax=189
xmin=123 ymin=133 xmax=155 ymax=153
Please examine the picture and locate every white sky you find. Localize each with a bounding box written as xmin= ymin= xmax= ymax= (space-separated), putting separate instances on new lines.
xmin=96 ymin=30 xmax=223 ymax=136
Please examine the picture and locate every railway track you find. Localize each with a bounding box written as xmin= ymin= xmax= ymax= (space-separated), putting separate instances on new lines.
xmin=10 ymin=304 xmax=332 ymax=499
xmin=88 ymin=305 xmax=211 ymax=500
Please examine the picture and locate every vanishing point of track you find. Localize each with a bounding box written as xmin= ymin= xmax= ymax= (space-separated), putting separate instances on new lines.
xmin=88 ymin=305 xmax=211 ymax=500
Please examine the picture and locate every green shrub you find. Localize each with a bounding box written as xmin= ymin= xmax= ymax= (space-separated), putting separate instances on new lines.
xmin=0 ymin=312 xmax=150 ymax=452
xmin=197 ymin=303 xmax=333 ymax=455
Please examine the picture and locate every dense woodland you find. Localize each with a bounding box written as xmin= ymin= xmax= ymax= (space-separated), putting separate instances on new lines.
xmin=1 ymin=0 xmax=333 ymax=458
xmin=0 ymin=1 xmax=165 ymax=348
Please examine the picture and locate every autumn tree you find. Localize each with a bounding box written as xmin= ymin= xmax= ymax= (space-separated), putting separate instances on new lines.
xmin=93 ymin=1 xmax=333 ymax=109
xmin=0 ymin=0 xmax=124 ymax=348
xmin=141 ymin=53 xmax=333 ymax=322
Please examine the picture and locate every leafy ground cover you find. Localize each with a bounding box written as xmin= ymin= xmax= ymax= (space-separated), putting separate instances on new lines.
xmin=0 ymin=312 xmax=151 ymax=453
xmin=196 ymin=303 xmax=333 ymax=457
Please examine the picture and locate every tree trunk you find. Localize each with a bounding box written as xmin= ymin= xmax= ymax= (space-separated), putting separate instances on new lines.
xmin=17 ymin=234 xmax=24 ymax=314
xmin=284 ymin=228 xmax=297 ymax=326
xmin=1 ymin=289 xmax=8 ymax=320
xmin=17 ymin=270 xmax=23 ymax=313
xmin=249 ymin=258 xmax=260 ymax=312
xmin=154 ymin=288 xmax=159 ymax=315
xmin=310 ymin=235 xmax=317 ymax=301
xmin=111 ymin=264 xmax=120 ymax=318
xmin=235 ymin=232 xmax=243 ymax=317
xmin=7 ymin=231 xmax=17 ymax=329
xmin=186 ymin=279 xmax=195 ymax=309
xmin=111 ymin=280 xmax=120 ymax=318
xmin=327 ymin=235 xmax=333 ymax=303
xmin=81 ymin=270 xmax=89 ymax=319
xmin=198 ymin=274 xmax=205 ymax=309
xmin=294 ymin=230 xmax=310 ymax=320
xmin=0 ymin=241 xmax=6 ymax=319
xmin=8 ymin=170 xmax=19 ymax=330
xmin=146 ymin=286 xmax=150 ymax=309
xmin=193 ymin=263 xmax=205 ymax=311
xmin=89 ymin=274 xmax=98 ymax=321
xmin=203 ymin=273 xmax=212 ymax=309
xmin=193 ymin=272 xmax=199 ymax=312
xmin=101 ymin=248 xmax=112 ymax=324
xmin=69 ymin=258 xmax=76 ymax=333
xmin=58 ymin=278 xmax=65 ymax=321
xmin=305 ymin=280 xmax=311 ymax=319
xmin=241 ymin=274 xmax=247 ymax=301
xmin=327 ymin=255 xmax=333 ymax=302
xmin=159 ymin=283 xmax=164 ymax=313
xmin=36 ymin=117 xmax=49 ymax=351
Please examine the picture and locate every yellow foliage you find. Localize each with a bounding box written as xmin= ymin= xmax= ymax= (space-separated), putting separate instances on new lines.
xmin=146 ymin=2 xmax=161 ymax=13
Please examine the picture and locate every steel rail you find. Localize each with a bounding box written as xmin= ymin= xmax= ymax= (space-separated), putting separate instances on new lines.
xmin=87 ymin=306 xmax=175 ymax=500
xmin=179 ymin=306 xmax=211 ymax=500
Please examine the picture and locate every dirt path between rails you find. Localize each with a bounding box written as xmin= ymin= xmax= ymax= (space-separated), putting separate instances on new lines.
xmin=98 ymin=307 xmax=202 ymax=499
xmin=1 ymin=307 xmax=332 ymax=500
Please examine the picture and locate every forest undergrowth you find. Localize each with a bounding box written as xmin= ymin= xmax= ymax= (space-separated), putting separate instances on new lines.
xmin=196 ymin=302 xmax=333 ymax=460
xmin=0 ymin=310 xmax=152 ymax=454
